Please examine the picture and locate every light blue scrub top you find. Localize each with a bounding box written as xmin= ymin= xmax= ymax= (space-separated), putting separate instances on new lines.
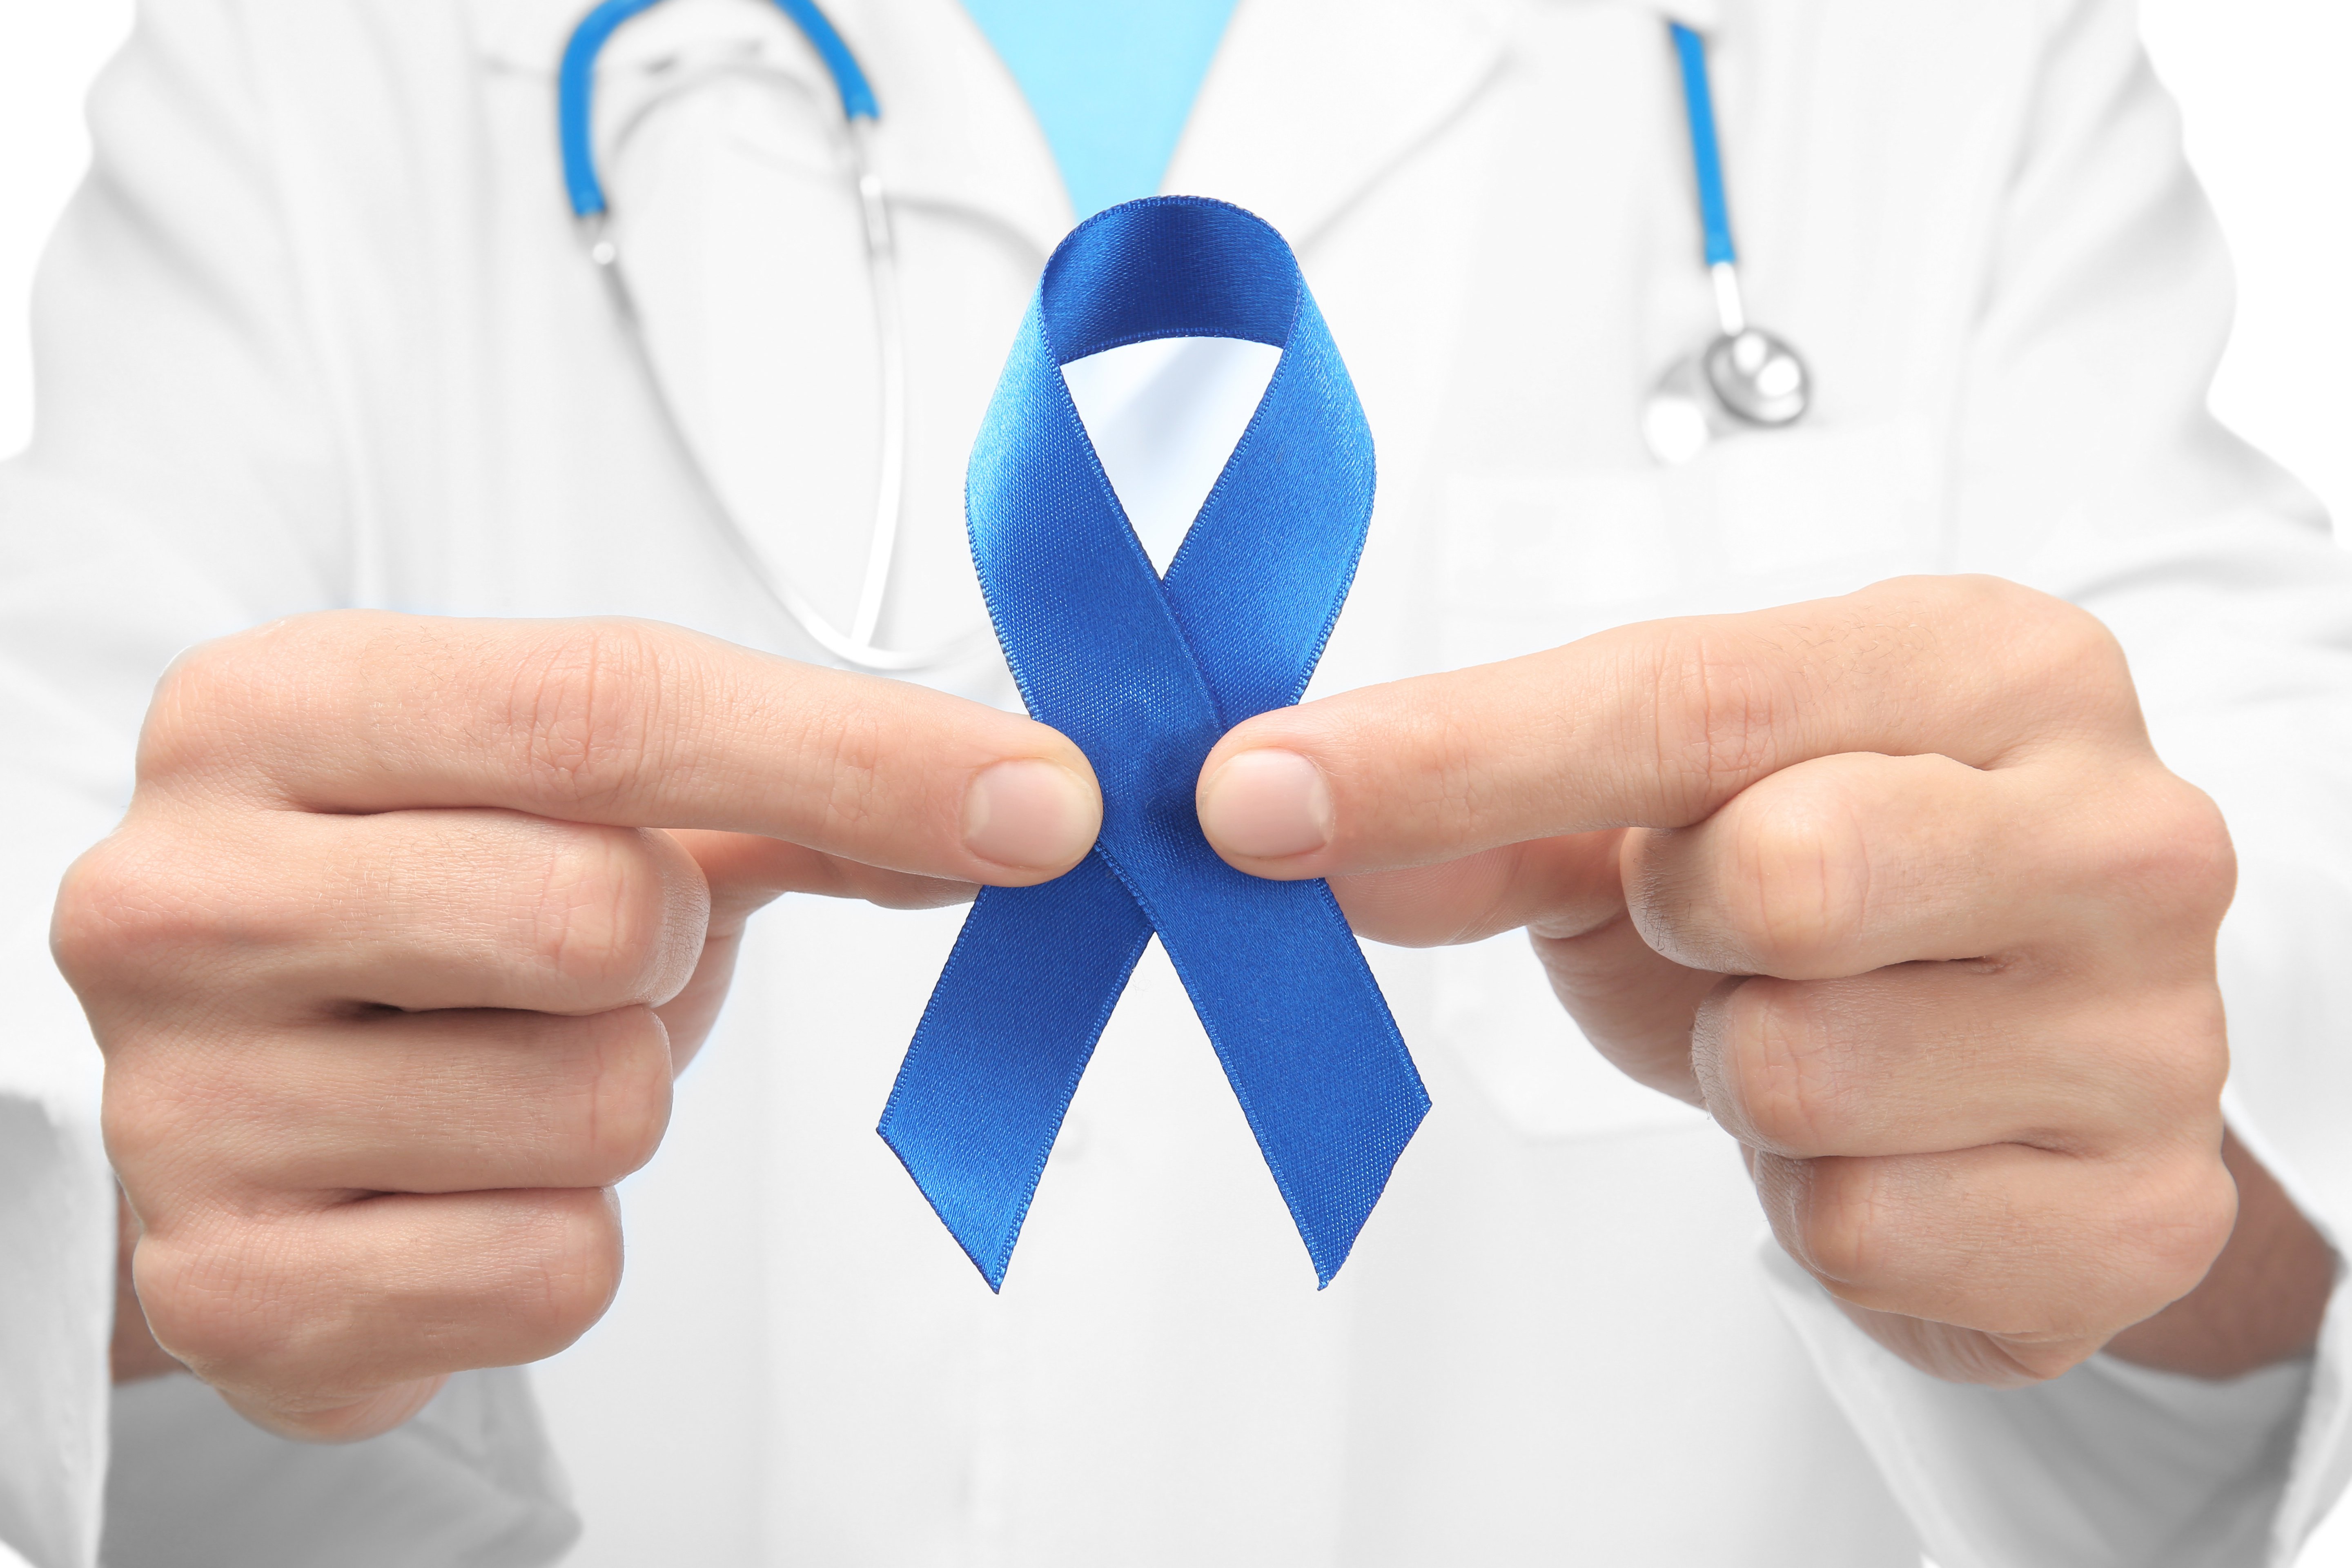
xmin=960 ymin=0 xmax=1244 ymax=220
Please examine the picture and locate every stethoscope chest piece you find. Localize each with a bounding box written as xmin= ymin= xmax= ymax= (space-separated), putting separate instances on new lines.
xmin=1642 ymin=319 xmax=1812 ymax=466
xmin=1705 ymin=327 xmax=1809 ymax=426
xmin=1644 ymin=23 xmax=1813 ymax=467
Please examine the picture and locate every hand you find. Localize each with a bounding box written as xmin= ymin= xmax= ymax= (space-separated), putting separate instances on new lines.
xmin=1196 ymin=575 xmax=2330 ymax=1384
xmin=55 ymin=613 xmax=1100 ymax=1438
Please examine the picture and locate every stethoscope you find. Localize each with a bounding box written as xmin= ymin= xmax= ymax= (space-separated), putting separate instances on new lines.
xmin=559 ymin=0 xmax=971 ymax=671
xmin=1642 ymin=22 xmax=1812 ymax=465
xmin=557 ymin=4 xmax=1811 ymax=669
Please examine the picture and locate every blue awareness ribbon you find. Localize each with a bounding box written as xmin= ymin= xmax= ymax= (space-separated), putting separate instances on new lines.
xmin=877 ymin=197 xmax=1430 ymax=1292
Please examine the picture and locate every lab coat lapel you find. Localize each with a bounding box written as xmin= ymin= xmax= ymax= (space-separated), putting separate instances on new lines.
xmin=1163 ymin=0 xmax=1514 ymax=250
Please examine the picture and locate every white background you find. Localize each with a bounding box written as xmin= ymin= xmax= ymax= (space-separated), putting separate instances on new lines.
xmin=1 ymin=0 xmax=2346 ymax=1560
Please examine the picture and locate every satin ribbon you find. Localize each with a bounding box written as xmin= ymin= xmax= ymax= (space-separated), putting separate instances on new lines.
xmin=878 ymin=197 xmax=1429 ymax=1291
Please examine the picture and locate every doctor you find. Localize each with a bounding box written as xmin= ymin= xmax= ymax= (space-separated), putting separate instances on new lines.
xmin=7 ymin=0 xmax=2352 ymax=1564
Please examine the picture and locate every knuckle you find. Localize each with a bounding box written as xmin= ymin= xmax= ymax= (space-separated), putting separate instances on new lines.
xmin=531 ymin=826 xmax=686 ymax=1000
xmin=131 ymin=1225 xmax=275 ymax=1375
xmin=2019 ymin=597 xmax=2138 ymax=726
xmin=54 ymin=825 xmax=291 ymax=1008
xmin=2040 ymin=598 xmax=2128 ymax=679
xmin=2117 ymin=986 xmax=2232 ymax=1129
xmin=1711 ymin=979 xmax=1841 ymax=1154
xmin=2118 ymin=1152 xmax=2238 ymax=1310
xmin=138 ymin=615 xmax=353 ymax=786
xmin=795 ymin=686 xmax=895 ymax=841
xmin=1909 ymin=577 xmax=2139 ymax=738
xmin=514 ymin=1190 xmax=624 ymax=1352
xmin=1788 ymin=1158 xmax=1886 ymax=1286
xmin=2120 ymin=780 xmax=2237 ymax=928
xmin=1715 ymin=784 xmax=1866 ymax=973
xmin=1644 ymin=633 xmax=1793 ymax=823
xmin=50 ymin=836 xmax=149 ymax=992
xmin=501 ymin=623 xmax=668 ymax=812
xmin=51 ymin=831 xmax=220 ymax=999
xmin=574 ymin=1010 xmax=674 ymax=1182
xmin=138 ymin=635 xmax=256 ymax=782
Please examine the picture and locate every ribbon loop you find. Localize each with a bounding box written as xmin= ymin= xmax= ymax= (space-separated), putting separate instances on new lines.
xmin=879 ymin=197 xmax=1428 ymax=1290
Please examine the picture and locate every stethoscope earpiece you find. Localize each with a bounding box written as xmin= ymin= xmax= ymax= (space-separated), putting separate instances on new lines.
xmin=1642 ymin=24 xmax=1813 ymax=467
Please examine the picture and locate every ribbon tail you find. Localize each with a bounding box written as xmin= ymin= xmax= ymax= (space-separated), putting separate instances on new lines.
xmin=878 ymin=852 xmax=1153 ymax=1290
xmin=1145 ymin=867 xmax=1430 ymax=1287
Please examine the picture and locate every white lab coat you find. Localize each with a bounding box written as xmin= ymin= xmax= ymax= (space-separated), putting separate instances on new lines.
xmin=4 ymin=0 xmax=2351 ymax=1563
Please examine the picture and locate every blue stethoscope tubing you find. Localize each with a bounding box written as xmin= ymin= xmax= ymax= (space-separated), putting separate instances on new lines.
xmin=1669 ymin=23 xmax=1737 ymax=270
xmin=560 ymin=0 xmax=877 ymax=218
xmin=558 ymin=0 xmax=974 ymax=672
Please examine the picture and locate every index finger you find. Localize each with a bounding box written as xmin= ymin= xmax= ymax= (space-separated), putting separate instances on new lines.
xmin=1197 ymin=576 xmax=2143 ymax=879
xmin=138 ymin=612 xmax=1101 ymax=884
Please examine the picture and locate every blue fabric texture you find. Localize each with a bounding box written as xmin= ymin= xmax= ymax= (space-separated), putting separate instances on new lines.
xmin=961 ymin=0 xmax=1242 ymax=220
xmin=879 ymin=198 xmax=1429 ymax=1291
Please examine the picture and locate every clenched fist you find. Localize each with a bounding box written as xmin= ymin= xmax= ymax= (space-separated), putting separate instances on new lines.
xmin=1196 ymin=575 xmax=2330 ymax=1383
xmin=55 ymin=613 xmax=1100 ymax=1439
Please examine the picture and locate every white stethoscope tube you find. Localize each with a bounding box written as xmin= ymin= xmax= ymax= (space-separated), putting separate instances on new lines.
xmin=846 ymin=118 xmax=910 ymax=651
xmin=564 ymin=9 xmax=984 ymax=673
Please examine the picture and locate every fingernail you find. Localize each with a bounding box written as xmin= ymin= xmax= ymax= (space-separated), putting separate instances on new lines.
xmin=1197 ymin=750 xmax=1335 ymax=859
xmin=962 ymin=759 xmax=1098 ymax=872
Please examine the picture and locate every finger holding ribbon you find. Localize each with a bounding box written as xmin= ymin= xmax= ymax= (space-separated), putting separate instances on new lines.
xmin=1194 ymin=575 xmax=2333 ymax=1384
